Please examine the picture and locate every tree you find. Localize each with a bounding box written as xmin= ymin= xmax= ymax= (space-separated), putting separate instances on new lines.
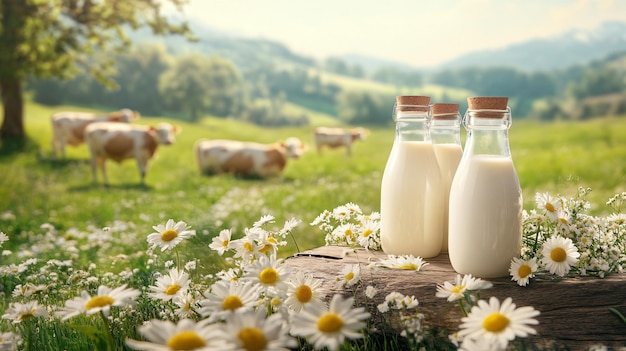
xmin=159 ymin=55 xmax=243 ymax=121
xmin=0 ymin=0 xmax=192 ymax=140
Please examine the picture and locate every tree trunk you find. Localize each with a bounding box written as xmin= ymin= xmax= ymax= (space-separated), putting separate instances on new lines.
xmin=0 ymin=77 xmax=25 ymax=139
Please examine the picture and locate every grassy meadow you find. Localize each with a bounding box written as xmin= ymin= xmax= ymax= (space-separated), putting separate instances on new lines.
xmin=1 ymin=102 xmax=626 ymax=350
xmin=2 ymin=102 xmax=626 ymax=257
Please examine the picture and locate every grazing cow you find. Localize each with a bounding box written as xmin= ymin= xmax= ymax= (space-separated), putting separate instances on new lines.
xmin=51 ymin=109 xmax=140 ymax=158
xmin=84 ymin=122 xmax=180 ymax=185
xmin=194 ymin=137 xmax=305 ymax=178
xmin=313 ymin=127 xmax=369 ymax=156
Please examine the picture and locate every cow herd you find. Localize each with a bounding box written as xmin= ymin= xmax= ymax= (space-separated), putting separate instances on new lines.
xmin=49 ymin=109 xmax=369 ymax=185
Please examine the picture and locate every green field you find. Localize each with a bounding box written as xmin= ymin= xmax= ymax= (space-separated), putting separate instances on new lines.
xmin=1 ymin=102 xmax=626 ymax=350
xmin=2 ymin=102 xmax=626 ymax=254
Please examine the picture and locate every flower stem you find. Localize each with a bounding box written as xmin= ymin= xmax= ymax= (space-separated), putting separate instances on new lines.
xmin=457 ymin=300 xmax=468 ymax=317
xmin=289 ymin=231 xmax=301 ymax=253
xmin=175 ymin=247 xmax=181 ymax=271
xmin=99 ymin=311 xmax=116 ymax=351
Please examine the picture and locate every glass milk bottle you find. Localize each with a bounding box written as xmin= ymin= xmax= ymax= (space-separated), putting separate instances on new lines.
xmin=448 ymin=97 xmax=522 ymax=278
xmin=430 ymin=103 xmax=463 ymax=253
xmin=380 ymin=95 xmax=444 ymax=258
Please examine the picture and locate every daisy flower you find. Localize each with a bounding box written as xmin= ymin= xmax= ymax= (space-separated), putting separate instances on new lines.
xmin=338 ymin=264 xmax=361 ymax=288
xmin=459 ymin=336 xmax=505 ymax=351
xmin=285 ymin=271 xmax=326 ymax=312
xmin=148 ymin=268 xmax=190 ymax=302
xmin=540 ymin=236 xmax=580 ymax=276
xmin=198 ymin=280 xmax=262 ymax=322
xmin=218 ymin=309 xmax=297 ymax=351
xmin=126 ymin=318 xmax=223 ymax=351
xmin=509 ymin=257 xmax=538 ymax=287
xmin=0 ymin=331 xmax=20 ymax=350
xmin=1 ymin=301 xmax=49 ymax=323
xmin=290 ymin=294 xmax=370 ymax=351
xmin=147 ymin=219 xmax=196 ymax=252
xmin=0 ymin=232 xmax=8 ymax=247
xmin=242 ymin=255 xmax=291 ymax=294
xmin=376 ymin=254 xmax=429 ymax=272
xmin=254 ymin=214 xmax=275 ymax=227
xmin=333 ymin=223 xmax=358 ymax=246
xmin=356 ymin=219 xmax=381 ymax=250
xmin=365 ymin=285 xmax=377 ymax=299
xmin=56 ymin=284 xmax=140 ymax=320
xmin=332 ymin=205 xmax=352 ymax=221
xmin=535 ymin=192 xmax=561 ymax=221
xmin=436 ymin=274 xmax=493 ymax=302
xmin=208 ymin=229 xmax=233 ymax=256
xmin=459 ymin=296 xmax=540 ymax=349
xmin=172 ymin=292 xmax=197 ymax=319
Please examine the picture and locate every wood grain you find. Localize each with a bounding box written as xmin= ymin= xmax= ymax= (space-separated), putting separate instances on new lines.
xmin=283 ymin=245 xmax=626 ymax=349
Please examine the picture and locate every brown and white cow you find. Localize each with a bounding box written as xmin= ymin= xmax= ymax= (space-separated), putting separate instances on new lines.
xmin=313 ymin=127 xmax=369 ymax=156
xmin=84 ymin=122 xmax=179 ymax=185
xmin=194 ymin=137 xmax=305 ymax=178
xmin=51 ymin=109 xmax=140 ymax=158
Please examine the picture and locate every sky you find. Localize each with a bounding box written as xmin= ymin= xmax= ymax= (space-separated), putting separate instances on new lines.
xmin=170 ymin=0 xmax=626 ymax=68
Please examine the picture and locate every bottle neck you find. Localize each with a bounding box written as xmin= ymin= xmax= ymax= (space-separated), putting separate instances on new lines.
xmin=395 ymin=112 xmax=431 ymax=142
xmin=431 ymin=118 xmax=461 ymax=145
xmin=463 ymin=109 xmax=512 ymax=157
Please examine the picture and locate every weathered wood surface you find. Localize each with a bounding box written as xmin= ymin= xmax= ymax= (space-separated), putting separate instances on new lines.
xmin=284 ymin=245 xmax=626 ymax=350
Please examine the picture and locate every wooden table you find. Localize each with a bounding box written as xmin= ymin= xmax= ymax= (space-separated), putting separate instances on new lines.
xmin=284 ymin=245 xmax=626 ymax=349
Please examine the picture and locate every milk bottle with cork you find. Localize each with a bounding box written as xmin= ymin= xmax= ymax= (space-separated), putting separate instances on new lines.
xmin=380 ymin=96 xmax=444 ymax=258
xmin=448 ymin=97 xmax=522 ymax=278
xmin=430 ymin=103 xmax=463 ymax=253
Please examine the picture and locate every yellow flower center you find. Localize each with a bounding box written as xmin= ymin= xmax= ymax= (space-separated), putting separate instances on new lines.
xmin=244 ymin=242 xmax=254 ymax=252
xmin=161 ymin=229 xmax=178 ymax=242
xmin=64 ymin=233 xmax=74 ymax=240
xmin=550 ymin=247 xmax=567 ymax=262
xmin=238 ymin=327 xmax=267 ymax=351
xmin=85 ymin=295 xmax=114 ymax=310
xmin=344 ymin=229 xmax=353 ymax=237
xmin=362 ymin=229 xmax=372 ymax=237
xmin=317 ymin=313 xmax=344 ymax=333
xmin=259 ymin=245 xmax=273 ymax=254
xmin=166 ymin=331 xmax=206 ymax=350
xmin=450 ymin=285 xmax=464 ymax=294
xmin=345 ymin=272 xmax=354 ymax=281
xmin=259 ymin=268 xmax=278 ymax=285
xmin=221 ymin=240 xmax=229 ymax=247
xmin=268 ymin=237 xmax=278 ymax=244
xmin=482 ymin=312 xmax=510 ymax=332
xmin=545 ymin=202 xmax=555 ymax=213
xmin=165 ymin=284 xmax=181 ymax=296
xmin=518 ymin=265 xmax=532 ymax=278
xmin=295 ymin=285 xmax=313 ymax=303
xmin=20 ymin=309 xmax=35 ymax=320
xmin=559 ymin=217 xmax=568 ymax=225
xmin=222 ymin=295 xmax=244 ymax=310
xmin=396 ymin=263 xmax=417 ymax=270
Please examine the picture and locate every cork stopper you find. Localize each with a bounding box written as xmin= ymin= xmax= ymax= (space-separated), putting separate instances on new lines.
xmin=467 ymin=96 xmax=509 ymax=118
xmin=396 ymin=96 xmax=430 ymax=113
xmin=431 ymin=103 xmax=460 ymax=120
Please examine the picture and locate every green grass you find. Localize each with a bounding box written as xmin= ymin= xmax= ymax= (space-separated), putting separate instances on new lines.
xmin=2 ymin=103 xmax=626 ymax=253
xmin=1 ymin=102 xmax=626 ymax=350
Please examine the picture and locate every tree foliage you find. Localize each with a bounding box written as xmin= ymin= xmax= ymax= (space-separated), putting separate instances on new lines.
xmin=158 ymin=55 xmax=244 ymax=121
xmin=0 ymin=0 xmax=193 ymax=139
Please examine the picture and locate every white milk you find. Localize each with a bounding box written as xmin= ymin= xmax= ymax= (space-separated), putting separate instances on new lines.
xmin=433 ymin=143 xmax=463 ymax=253
xmin=448 ymin=155 xmax=522 ymax=278
xmin=380 ymin=141 xmax=444 ymax=258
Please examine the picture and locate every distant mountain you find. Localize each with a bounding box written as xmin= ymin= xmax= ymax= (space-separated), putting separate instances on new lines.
xmin=337 ymin=53 xmax=419 ymax=72
xmin=437 ymin=21 xmax=626 ymax=71
xmin=131 ymin=20 xmax=316 ymax=70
